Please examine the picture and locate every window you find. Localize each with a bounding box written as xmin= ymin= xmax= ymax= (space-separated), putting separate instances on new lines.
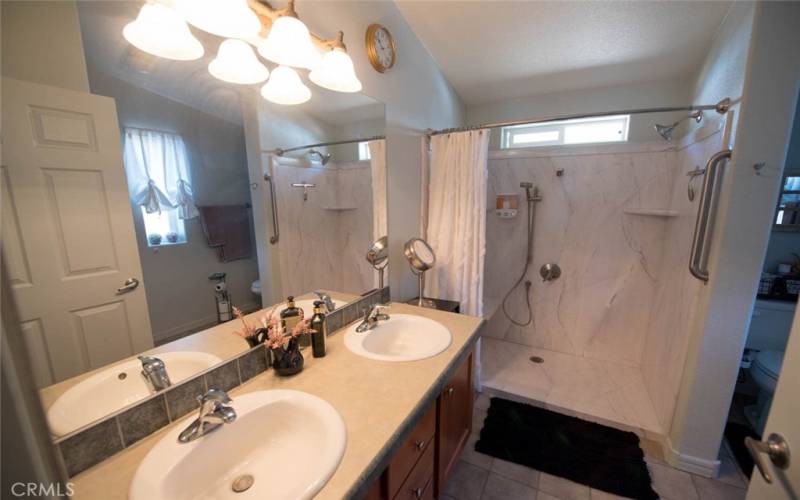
xmin=358 ymin=141 xmax=372 ymax=160
xmin=775 ymin=173 xmax=800 ymax=227
xmin=501 ymin=115 xmax=630 ymax=149
xmin=123 ymin=128 xmax=198 ymax=247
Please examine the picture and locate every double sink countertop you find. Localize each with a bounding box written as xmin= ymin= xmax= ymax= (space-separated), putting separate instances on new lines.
xmin=69 ymin=301 xmax=483 ymax=499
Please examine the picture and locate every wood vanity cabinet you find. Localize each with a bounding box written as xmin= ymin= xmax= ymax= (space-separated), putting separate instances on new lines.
xmin=362 ymin=350 xmax=473 ymax=500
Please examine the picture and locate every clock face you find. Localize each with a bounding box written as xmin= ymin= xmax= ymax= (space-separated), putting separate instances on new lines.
xmin=367 ymin=24 xmax=395 ymax=72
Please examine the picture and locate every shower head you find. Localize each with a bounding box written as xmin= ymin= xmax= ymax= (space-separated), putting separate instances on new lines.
xmin=520 ymin=182 xmax=540 ymax=202
xmin=654 ymin=110 xmax=704 ymax=142
xmin=308 ymin=149 xmax=332 ymax=165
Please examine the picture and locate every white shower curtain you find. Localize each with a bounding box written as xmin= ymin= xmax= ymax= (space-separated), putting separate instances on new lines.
xmin=426 ymin=130 xmax=489 ymax=391
xmin=425 ymin=129 xmax=489 ymax=316
xmin=368 ymin=139 xmax=387 ymax=242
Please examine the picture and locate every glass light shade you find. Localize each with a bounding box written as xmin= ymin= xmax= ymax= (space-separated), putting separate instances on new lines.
xmin=178 ymin=0 xmax=261 ymax=39
xmin=309 ymin=48 xmax=362 ymax=93
xmin=260 ymin=66 xmax=311 ymax=105
xmin=123 ymin=3 xmax=203 ymax=61
xmin=258 ymin=16 xmax=321 ymax=69
xmin=208 ymin=39 xmax=269 ymax=84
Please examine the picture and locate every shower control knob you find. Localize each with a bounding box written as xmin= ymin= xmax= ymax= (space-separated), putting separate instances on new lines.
xmin=540 ymin=263 xmax=561 ymax=282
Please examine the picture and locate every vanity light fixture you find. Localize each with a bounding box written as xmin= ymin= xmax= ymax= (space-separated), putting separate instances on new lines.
xmin=123 ymin=2 xmax=204 ymax=61
xmin=208 ymin=39 xmax=270 ymax=84
xmin=122 ymin=0 xmax=363 ymax=105
xmin=260 ymin=66 xmax=311 ymax=105
xmin=257 ymin=1 xmax=321 ymax=69
xmin=309 ymin=32 xmax=363 ymax=93
xmin=178 ymin=0 xmax=261 ymax=40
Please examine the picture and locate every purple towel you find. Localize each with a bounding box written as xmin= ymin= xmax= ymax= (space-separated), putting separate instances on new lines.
xmin=198 ymin=205 xmax=252 ymax=262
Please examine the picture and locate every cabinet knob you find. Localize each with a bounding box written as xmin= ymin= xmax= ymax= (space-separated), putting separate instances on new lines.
xmin=413 ymin=487 xmax=424 ymax=498
xmin=414 ymin=439 xmax=425 ymax=450
xmin=447 ymin=386 xmax=455 ymax=396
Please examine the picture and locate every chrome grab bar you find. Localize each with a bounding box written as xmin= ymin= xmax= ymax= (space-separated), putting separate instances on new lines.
xmin=689 ymin=149 xmax=732 ymax=281
xmin=264 ymin=173 xmax=279 ymax=244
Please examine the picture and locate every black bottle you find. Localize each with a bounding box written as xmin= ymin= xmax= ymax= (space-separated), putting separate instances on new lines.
xmin=310 ymin=301 xmax=327 ymax=358
xmin=281 ymin=296 xmax=302 ymax=333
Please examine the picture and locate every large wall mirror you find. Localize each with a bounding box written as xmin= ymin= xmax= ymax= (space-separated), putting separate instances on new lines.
xmin=1 ymin=1 xmax=386 ymax=439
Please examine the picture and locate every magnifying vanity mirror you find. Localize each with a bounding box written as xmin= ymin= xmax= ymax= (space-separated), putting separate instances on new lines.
xmin=403 ymin=238 xmax=437 ymax=308
xmin=0 ymin=0 xmax=386 ymax=440
xmin=366 ymin=236 xmax=389 ymax=288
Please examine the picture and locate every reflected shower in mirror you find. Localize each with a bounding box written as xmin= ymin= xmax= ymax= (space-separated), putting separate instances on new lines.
xmin=0 ymin=0 xmax=385 ymax=438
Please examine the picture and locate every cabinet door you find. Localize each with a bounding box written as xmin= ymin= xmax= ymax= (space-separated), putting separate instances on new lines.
xmin=436 ymin=351 xmax=473 ymax=495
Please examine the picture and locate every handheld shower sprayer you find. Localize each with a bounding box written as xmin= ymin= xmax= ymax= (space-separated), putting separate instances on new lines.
xmin=501 ymin=182 xmax=541 ymax=326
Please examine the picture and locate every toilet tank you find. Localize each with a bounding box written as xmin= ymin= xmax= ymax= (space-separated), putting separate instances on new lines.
xmin=746 ymin=299 xmax=796 ymax=351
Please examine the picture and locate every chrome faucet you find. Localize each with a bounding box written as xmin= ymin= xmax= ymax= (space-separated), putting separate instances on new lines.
xmin=178 ymin=389 xmax=237 ymax=443
xmin=138 ymin=355 xmax=171 ymax=392
xmin=355 ymin=304 xmax=390 ymax=333
xmin=313 ymin=291 xmax=336 ymax=312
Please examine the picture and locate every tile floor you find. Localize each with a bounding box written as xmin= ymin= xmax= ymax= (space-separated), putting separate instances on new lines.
xmin=442 ymin=394 xmax=750 ymax=500
xmin=481 ymin=338 xmax=662 ymax=437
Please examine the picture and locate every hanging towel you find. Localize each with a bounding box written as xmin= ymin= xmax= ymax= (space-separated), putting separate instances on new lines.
xmin=198 ymin=205 xmax=252 ymax=262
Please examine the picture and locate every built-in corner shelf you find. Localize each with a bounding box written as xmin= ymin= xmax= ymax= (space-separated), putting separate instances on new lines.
xmin=623 ymin=208 xmax=679 ymax=217
xmin=322 ymin=206 xmax=358 ymax=211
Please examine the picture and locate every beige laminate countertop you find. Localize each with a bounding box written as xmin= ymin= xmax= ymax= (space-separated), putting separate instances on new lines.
xmin=69 ymin=301 xmax=483 ymax=500
xmin=39 ymin=291 xmax=359 ymax=412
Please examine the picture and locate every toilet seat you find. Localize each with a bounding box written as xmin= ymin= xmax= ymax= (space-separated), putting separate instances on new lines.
xmin=753 ymin=350 xmax=783 ymax=380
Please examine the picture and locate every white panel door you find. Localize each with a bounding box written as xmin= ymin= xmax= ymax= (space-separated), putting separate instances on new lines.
xmin=1 ymin=77 xmax=153 ymax=385
xmin=746 ymin=302 xmax=800 ymax=499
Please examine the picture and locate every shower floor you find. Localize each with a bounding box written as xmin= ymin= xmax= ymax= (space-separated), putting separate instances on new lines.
xmin=480 ymin=337 xmax=663 ymax=438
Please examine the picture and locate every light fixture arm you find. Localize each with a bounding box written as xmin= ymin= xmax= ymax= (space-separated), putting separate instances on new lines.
xmin=247 ymin=0 xmax=343 ymax=51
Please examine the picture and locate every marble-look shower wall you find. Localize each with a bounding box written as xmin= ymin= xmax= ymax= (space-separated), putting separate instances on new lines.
xmin=272 ymin=160 xmax=374 ymax=298
xmin=640 ymin=127 xmax=725 ymax=430
xmin=482 ymin=143 xmax=679 ymax=366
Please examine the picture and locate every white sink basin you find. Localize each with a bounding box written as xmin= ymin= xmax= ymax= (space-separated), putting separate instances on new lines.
xmin=344 ymin=313 xmax=452 ymax=362
xmin=130 ymin=390 xmax=346 ymax=500
xmin=47 ymin=351 xmax=221 ymax=437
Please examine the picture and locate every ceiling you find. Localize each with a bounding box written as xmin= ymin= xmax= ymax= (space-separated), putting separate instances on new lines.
xmin=396 ymin=1 xmax=732 ymax=106
xmin=76 ymin=1 xmax=383 ymax=127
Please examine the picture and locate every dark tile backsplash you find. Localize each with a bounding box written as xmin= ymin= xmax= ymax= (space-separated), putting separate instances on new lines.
xmin=58 ymin=418 xmax=123 ymax=477
xmin=165 ymin=376 xmax=205 ymax=420
xmin=118 ymin=395 xmax=169 ymax=447
xmin=54 ymin=287 xmax=388 ymax=478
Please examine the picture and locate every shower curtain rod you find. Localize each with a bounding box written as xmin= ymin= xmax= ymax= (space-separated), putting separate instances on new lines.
xmin=426 ymin=98 xmax=733 ymax=137
xmin=274 ymin=135 xmax=386 ymax=156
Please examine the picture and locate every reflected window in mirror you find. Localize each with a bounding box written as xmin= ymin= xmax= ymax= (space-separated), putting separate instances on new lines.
xmin=775 ymin=171 xmax=800 ymax=229
xmin=358 ymin=141 xmax=372 ymax=161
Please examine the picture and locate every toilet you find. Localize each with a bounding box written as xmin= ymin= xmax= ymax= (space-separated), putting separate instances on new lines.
xmin=746 ymin=349 xmax=784 ymax=435
xmin=251 ymin=279 xmax=261 ymax=296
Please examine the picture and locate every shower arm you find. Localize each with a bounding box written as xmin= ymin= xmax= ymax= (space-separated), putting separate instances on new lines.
xmin=427 ymin=98 xmax=733 ymax=136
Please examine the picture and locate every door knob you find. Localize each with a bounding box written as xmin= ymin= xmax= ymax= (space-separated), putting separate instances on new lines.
xmin=117 ymin=278 xmax=140 ymax=294
xmin=745 ymin=433 xmax=791 ymax=483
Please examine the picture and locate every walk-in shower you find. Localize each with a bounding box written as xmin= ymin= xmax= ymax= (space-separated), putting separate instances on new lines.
xmin=501 ymin=182 xmax=541 ymax=326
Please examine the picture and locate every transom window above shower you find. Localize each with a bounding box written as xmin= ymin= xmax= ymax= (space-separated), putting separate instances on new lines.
xmin=501 ymin=115 xmax=630 ymax=149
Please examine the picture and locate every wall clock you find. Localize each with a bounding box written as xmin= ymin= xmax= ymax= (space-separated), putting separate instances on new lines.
xmin=365 ymin=24 xmax=396 ymax=73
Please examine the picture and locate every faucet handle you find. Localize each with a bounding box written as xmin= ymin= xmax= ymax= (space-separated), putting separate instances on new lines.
xmin=138 ymin=355 xmax=164 ymax=368
xmin=197 ymin=388 xmax=232 ymax=406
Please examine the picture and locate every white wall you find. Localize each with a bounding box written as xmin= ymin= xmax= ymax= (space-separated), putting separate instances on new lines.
xmin=667 ymin=1 xmax=800 ymax=476
xmin=1 ymin=1 xmax=90 ymax=92
xmin=467 ymin=79 xmax=692 ymax=150
xmin=243 ymin=1 xmax=465 ymax=302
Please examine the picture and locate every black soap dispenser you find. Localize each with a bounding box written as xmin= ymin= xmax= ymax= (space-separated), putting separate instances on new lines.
xmin=310 ymin=300 xmax=327 ymax=358
xmin=281 ymin=296 xmax=303 ymax=341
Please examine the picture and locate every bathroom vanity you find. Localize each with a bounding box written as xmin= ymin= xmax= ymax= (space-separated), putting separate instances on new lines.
xmin=66 ymin=302 xmax=482 ymax=499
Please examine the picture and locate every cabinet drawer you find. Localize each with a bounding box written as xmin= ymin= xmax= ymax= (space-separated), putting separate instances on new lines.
xmin=393 ymin=443 xmax=434 ymax=500
xmin=386 ymin=404 xmax=436 ymax=498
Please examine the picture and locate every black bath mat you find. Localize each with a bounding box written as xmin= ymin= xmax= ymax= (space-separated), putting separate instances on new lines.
xmin=724 ymin=422 xmax=759 ymax=478
xmin=475 ymin=397 xmax=658 ymax=499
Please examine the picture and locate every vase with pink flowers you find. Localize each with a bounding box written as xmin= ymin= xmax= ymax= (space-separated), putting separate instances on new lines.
xmin=232 ymin=306 xmax=315 ymax=376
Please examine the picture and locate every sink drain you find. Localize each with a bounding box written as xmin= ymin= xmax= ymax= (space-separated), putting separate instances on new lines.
xmin=529 ymin=356 xmax=544 ymax=364
xmin=231 ymin=474 xmax=254 ymax=493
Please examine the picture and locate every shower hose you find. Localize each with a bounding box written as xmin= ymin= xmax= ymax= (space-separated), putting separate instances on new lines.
xmin=501 ymin=193 xmax=537 ymax=327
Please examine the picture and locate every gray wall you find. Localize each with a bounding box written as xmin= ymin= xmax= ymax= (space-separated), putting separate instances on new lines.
xmin=87 ymin=69 xmax=260 ymax=342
